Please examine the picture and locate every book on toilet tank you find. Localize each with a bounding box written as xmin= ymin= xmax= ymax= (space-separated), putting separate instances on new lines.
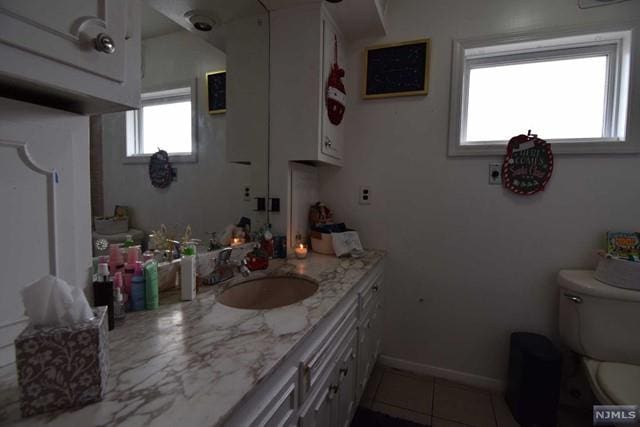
xmin=607 ymin=232 xmax=640 ymax=258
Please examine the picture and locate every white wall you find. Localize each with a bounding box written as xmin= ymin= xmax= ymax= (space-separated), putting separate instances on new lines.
xmin=102 ymin=31 xmax=257 ymax=240
xmin=0 ymin=98 xmax=90 ymax=366
xmin=319 ymin=0 xmax=640 ymax=384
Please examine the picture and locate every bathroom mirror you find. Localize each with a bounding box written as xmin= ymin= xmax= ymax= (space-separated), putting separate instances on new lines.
xmin=90 ymin=0 xmax=269 ymax=254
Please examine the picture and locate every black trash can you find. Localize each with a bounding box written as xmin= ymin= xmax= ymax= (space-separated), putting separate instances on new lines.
xmin=506 ymin=332 xmax=562 ymax=427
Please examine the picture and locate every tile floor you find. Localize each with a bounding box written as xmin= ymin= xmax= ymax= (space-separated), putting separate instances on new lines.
xmin=360 ymin=365 xmax=593 ymax=427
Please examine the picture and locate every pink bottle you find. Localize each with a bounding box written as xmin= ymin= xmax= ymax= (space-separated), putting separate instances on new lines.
xmin=108 ymin=244 xmax=124 ymax=275
xmin=127 ymin=246 xmax=139 ymax=265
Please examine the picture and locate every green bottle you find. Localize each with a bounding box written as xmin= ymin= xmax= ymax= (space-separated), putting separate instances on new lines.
xmin=144 ymin=260 xmax=159 ymax=310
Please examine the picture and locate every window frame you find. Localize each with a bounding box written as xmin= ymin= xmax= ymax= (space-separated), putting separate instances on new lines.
xmin=123 ymin=79 xmax=198 ymax=164
xmin=448 ymin=25 xmax=635 ymax=156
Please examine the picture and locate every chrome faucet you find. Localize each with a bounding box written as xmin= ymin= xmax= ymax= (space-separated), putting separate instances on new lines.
xmin=236 ymin=258 xmax=251 ymax=277
xmin=206 ymin=247 xmax=250 ymax=284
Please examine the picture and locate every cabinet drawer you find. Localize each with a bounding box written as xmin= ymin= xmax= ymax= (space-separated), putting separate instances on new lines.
xmin=359 ymin=271 xmax=383 ymax=318
xmin=299 ymin=297 xmax=357 ymax=403
xmin=247 ymin=366 xmax=298 ymax=427
xmin=298 ymin=365 xmax=337 ymax=427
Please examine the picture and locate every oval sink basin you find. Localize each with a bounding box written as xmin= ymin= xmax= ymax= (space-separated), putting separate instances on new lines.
xmin=217 ymin=276 xmax=319 ymax=310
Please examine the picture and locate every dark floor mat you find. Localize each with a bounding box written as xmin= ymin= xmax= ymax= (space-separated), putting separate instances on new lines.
xmin=350 ymin=407 xmax=429 ymax=427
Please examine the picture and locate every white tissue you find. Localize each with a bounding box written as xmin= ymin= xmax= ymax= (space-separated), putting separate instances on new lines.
xmin=21 ymin=275 xmax=93 ymax=327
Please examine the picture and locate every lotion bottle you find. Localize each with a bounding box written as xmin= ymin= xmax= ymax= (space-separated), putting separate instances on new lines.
xmin=181 ymin=248 xmax=196 ymax=301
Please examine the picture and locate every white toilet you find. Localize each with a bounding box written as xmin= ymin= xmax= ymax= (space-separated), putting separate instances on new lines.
xmin=558 ymin=270 xmax=640 ymax=406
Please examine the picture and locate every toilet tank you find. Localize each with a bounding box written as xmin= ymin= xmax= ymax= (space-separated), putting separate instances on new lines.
xmin=558 ymin=270 xmax=640 ymax=365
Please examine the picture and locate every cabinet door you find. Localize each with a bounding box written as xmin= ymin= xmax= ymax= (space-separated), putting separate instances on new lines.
xmin=320 ymin=14 xmax=344 ymax=161
xmin=249 ymin=367 xmax=298 ymax=427
xmin=356 ymin=315 xmax=373 ymax=401
xmin=298 ymin=368 xmax=338 ymax=427
xmin=0 ymin=0 xmax=127 ymax=82
xmin=337 ymin=333 xmax=358 ymax=427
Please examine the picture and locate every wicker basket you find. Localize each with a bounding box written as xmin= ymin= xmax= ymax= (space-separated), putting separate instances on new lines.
xmin=94 ymin=217 xmax=129 ymax=235
xmin=594 ymin=255 xmax=640 ymax=291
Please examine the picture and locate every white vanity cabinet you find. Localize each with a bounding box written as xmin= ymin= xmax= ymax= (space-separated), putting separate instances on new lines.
xmin=270 ymin=3 xmax=346 ymax=166
xmin=225 ymin=261 xmax=384 ymax=427
xmin=0 ymin=0 xmax=141 ymax=114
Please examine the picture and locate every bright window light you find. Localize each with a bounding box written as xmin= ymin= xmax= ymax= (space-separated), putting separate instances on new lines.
xmin=140 ymin=101 xmax=191 ymax=154
xmin=466 ymin=56 xmax=608 ymax=142
xmin=449 ymin=28 xmax=632 ymax=155
xmin=126 ymin=87 xmax=193 ymax=157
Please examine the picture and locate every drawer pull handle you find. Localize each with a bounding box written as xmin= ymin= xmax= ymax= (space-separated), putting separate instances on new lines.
xmin=351 ymin=352 xmax=356 ymax=360
xmin=372 ymin=285 xmax=379 ymax=292
xmin=328 ymin=384 xmax=339 ymax=400
xmin=95 ymin=33 xmax=116 ymax=54
xmin=340 ymin=367 xmax=349 ymax=377
xmin=564 ymin=293 xmax=582 ymax=304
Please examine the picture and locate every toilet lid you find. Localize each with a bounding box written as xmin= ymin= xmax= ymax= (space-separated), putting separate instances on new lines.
xmin=597 ymin=362 xmax=640 ymax=405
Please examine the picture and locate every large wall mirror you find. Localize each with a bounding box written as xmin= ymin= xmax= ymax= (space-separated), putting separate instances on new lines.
xmin=90 ymin=0 xmax=269 ymax=257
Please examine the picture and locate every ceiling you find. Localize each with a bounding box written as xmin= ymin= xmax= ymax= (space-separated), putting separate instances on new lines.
xmin=260 ymin=0 xmax=387 ymax=40
xmin=144 ymin=0 xmax=267 ymax=50
xmin=141 ymin=2 xmax=183 ymax=39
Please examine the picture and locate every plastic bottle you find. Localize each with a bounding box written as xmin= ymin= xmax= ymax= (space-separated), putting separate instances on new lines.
xmin=123 ymin=263 xmax=135 ymax=310
xmin=130 ymin=262 xmax=146 ymax=311
xmin=113 ymin=287 xmax=126 ymax=322
xmin=144 ymin=260 xmax=159 ymax=310
xmin=108 ymin=244 xmax=124 ymax=275
xmin=181 ymin=254 xmax=196 ymax=301
xmin=93 ymin=263 xmax=115 ymax=330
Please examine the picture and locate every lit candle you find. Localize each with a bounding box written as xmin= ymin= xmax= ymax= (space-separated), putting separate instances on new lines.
xmin=294 ymin=243 xmax=308 ymax=259
xmin=231 ymin=237 xmax=242 ymax=247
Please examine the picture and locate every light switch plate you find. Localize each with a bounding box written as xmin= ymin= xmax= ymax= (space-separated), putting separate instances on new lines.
xmin=488 ymin=163 xmax=502 ymax=185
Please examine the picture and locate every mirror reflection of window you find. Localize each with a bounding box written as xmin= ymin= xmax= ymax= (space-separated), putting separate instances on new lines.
xmin=126 ymin=87 xmax=192 ymax=156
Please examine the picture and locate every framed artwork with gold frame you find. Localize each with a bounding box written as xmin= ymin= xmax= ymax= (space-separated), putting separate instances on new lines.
xmin=362 ymin=39 xmax=431 ymax=99
xmin=206 ymin=70 xmax=226 ymax=114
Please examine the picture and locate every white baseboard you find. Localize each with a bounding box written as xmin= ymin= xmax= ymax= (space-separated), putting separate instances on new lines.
xmin=378 ymin=354 xmax=505 ymax=392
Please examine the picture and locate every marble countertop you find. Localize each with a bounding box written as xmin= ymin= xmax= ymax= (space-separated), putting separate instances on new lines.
xmin=0 ymin=250 xmax=385 ymax=426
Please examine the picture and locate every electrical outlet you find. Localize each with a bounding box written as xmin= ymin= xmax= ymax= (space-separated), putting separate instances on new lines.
xmin=488 ymin=163 xmax=502 ymax=185
xmin=359 ymin=186 xmax=371 ymax=205
xmin=243 ymin=185 xmax=251 ymax=201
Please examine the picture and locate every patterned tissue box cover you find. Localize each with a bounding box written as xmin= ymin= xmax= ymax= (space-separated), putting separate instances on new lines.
xmin=14 ymin=306 xmax=109 ymax=417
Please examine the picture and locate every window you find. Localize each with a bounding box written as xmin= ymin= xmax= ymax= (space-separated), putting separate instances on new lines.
xmin=449 ymin=28 xmax=633 ymax=155
xmin=126 ymin=85 xmax=197 ymax=162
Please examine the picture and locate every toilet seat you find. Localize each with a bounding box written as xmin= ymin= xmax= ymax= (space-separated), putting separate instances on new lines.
xmin=583 ymin=357 xmax=640 ymax=405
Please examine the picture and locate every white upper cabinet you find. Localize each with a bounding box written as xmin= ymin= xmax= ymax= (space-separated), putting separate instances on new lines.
xmin=270 ymin=3 xmax=346 ymax=166
xmin=320 ymin=16 xmax=345 ymax=161
xmin=0 ymin=0 xmax=140 ymax=114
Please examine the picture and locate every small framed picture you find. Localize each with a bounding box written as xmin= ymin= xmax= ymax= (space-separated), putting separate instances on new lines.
xmin=363 ymin=39 xmax=431 ymax=99
xmin=206 ymin=70 xmax=226 ymax=114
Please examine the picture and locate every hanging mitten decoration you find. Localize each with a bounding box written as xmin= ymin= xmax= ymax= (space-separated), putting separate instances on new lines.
xmin=149 ymin=149 xmax=173 ymax=189
xmin=502 ymin=131 xmax=553 ymax=196
xmin=326 ymin=35 xmax=346 ymax=126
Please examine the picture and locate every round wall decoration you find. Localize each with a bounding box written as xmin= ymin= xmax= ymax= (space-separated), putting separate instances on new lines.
xmin=148 ymin=149 xmax=172 ymax=188
xmin=326 ymin=35 xmax=346 ymax=126
xmin=502 ymin=132 xmax=553 ymax=196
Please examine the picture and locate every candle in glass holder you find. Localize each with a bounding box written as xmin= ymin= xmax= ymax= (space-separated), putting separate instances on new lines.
xmin=294 ymin=243 xmax=308 ymax=259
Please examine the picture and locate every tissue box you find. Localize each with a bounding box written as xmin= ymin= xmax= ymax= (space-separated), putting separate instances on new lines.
xmin=14 ymin=307 xmax=109 ymax=417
